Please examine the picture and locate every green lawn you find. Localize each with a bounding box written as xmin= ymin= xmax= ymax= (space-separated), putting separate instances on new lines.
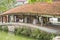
xmin=0 ymin=31 xmax=35 ymax=40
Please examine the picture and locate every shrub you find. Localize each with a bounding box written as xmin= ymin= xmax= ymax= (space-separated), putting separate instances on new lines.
xmin=14 ymin=27 xmax=31 ymax=36
xmin=14 ymin=27 xmax=23 ymax=35
xmin=30 ymin=29 xmax=40 ymax=38
xmin=30 ymin=29 xmax=56 ymax=40
xmin=21 ymin=27 xmax=31 ymax=36
xmin=14 ymin=26 xmax=56 ymax=40
xmin=2 ymin=26 xmax=8 ymax=32
xmin=0 ymin=25 xmax=2 ymax=30
xmin=37 ymin=32 xmax=56 ymax=40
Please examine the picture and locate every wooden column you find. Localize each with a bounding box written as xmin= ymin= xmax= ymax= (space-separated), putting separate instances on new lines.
xmin=47 ymin=17 xmax=49 ymax=23
xmin=37 ymin=16 xmax=39 ymax=24
xmin=30 ymin=15 xmax=31 ymax=23
xmin=8 ymin=15 xmax=10 ymax=22
xmin=43 ymin=17 xmax=49 ymax=25
xmin=0 ymin=16 xmax=2 ymax=23
xmin=23 ymin=15 xmax=25 ymax=23
xmin=1 ymin=16 xmax=3 ymax=23
xmin=6 ymin=15 xmax=9 ymax=23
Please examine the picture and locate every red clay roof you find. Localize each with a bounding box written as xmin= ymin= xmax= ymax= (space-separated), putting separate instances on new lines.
xmin=1 ymin=2 xmax=60 ymax=16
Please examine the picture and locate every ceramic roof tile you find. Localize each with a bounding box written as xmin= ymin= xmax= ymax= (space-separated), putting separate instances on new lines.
xmin=1 ymin=2 xmax=60 ymax=16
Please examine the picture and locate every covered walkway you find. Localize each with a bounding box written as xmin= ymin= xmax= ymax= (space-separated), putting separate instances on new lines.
xmin=0 ymin=2 xmax=60 ymax=34
xmin=0 ymin=2 xmax=60 ymax=26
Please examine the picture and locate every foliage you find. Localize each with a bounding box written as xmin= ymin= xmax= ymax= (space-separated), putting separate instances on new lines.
xmin=0 ymin=25 xmax=2 ymax=30
xmin=14 ymin=26 xmax=56 ymax=40
xmin=2 ymin=26 xmax=8 ymax=32
xmin=14 ymin=27 xmax=31 ymax=36
xmin=30 ymin=29 xmax=40 ymax=38
xmin=0 ymin=25 xmax=57 ymax=40
xmin=21 ymin=27 xmax=31 ymax=36
xmin=0 ymin=0 xmax=16 ymax=13
xmin=14 ymin=27 xmax=23 ymax=35
xmin=28 ymin=0 xmax=53 ymax=4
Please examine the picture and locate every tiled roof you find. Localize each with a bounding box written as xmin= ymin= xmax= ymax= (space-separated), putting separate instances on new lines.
xmin=1 ymin=2 xmax=60 ymax=16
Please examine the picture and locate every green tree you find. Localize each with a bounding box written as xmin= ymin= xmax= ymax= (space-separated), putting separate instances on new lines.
xmin=0 ymin=0 xmax=16 ymax=13
xmin=28 ymin=0 xmax=52 ymax=4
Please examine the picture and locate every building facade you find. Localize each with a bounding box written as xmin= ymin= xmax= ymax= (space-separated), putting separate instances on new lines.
xmin=0 ymin=1 xmax=60 ymax=26
xmin=15 ymin=0 xmax=27 ymax=6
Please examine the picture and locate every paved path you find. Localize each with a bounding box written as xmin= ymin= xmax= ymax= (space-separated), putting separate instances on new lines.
xmin=0 ymin=23 xmax=60 ymax=34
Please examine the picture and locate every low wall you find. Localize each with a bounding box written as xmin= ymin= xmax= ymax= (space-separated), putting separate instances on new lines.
xmin=0 ymin=23 xmax=60 ymax=34
xmin=1 ymin=23 xmax=33 ymax=32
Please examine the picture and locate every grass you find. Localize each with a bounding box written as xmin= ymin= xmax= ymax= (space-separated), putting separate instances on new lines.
xmin=0 ymin=31 xmax=35 ymax=40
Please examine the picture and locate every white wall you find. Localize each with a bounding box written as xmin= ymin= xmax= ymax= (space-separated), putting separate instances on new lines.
xmin=15 ymin=0 xmax=28 ymax=6
xmin=49 ymin=18 xmax=58 ymax=23
xmin=49 ymin=18 xmax=60 ymax=25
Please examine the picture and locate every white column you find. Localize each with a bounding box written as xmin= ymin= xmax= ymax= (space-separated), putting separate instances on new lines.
xmin=7 ymin=15 xmax=8 ymax=23
xmin=24 ymin=17 xmax=27 ymax=23
xmin=14 ymin=16 xmax=16 ymax=22
xmin=10 ymin=15 xmax=14 ymax=22
xmin=39 ymin=17 xmax=43 ymax=26
xmin=40 ymin=17 xmax=43 ymax=27
xmin=33 ymin=19 xmax=38 ymax=24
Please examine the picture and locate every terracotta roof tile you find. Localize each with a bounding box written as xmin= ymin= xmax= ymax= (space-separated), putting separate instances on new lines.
xmin=1 ymin=2 xmax=60 ymax=16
